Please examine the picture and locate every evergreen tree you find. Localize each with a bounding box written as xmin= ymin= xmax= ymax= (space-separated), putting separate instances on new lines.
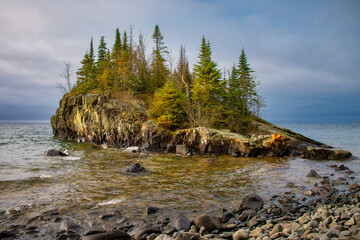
xmin=76 ymin=38 xmax=96 ymax=93
xmin=151 ymin=25 xmax=168 ymax=91
xmin=129 ymin=32 xmax=150 ymax=92
xmin=112 ymin=28 xmax=122 ymax=59
xmin=191 ymin=36 xmax=223 ymax=127
xmin=237 ymin=48 xmax=257 ymax=115
xmin=149 ymin=79 xmax=186 ymax=129
xmin=97 ymin=36 xmax=107 ymax=65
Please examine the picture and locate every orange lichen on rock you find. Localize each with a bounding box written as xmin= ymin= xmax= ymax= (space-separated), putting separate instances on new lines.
xmin=265 ymin=134 xmax=288 ymax=148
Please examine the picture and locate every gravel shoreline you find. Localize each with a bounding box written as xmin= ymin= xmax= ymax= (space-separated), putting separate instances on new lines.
xmin=0 ymin=166 xmax=359 ymax=240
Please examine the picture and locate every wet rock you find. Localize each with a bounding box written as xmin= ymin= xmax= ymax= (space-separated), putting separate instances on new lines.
xmin=174 ymin=232 xmax=200 ymax=240
xmin=232 ymin=229 xmax=249 ymax=240
xmin=59 ymin=220 xmax=81 ymax=231
xmin=194 ymin=214 xmax=219 ymax=232
xmin=82 ymin=230 xmax=131 ymax=240
xmin=236 ymin=194 xmax=264 ymax=212
xmin=336 ymin=164 xmax=349 ymax=171
xmin=286 ymin=182 xmax=296 ymax=188
xmin=176 ymin=145 xmax=190 ymax=156
xmin=171 ymin=215 xmax=191 ymax=231
xmin=45 ymin=149 xmax=68 ymax=156
xmin=306 ymin=169 xmax=321 ymax=178
xmin=145 ymin=206 xmax=159 ymax=215
xmin=126 ymin=163 xmax=147 ymax=173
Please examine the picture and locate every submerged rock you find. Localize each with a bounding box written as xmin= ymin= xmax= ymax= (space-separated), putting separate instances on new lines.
xmin=306 ymin=170 xmax=322 ymax=178
xmin=125 ymin=163 xmax=147 ymax=173
xmin=45 ymin=149 xmax=67 ymax=156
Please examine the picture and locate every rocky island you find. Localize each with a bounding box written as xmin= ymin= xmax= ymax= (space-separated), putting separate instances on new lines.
xmin=51 ymin=92 xmax=351 ymax=160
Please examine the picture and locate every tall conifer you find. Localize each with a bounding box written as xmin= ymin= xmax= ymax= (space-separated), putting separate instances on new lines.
xmin=151 ymin=25 xmax=168 ymax=91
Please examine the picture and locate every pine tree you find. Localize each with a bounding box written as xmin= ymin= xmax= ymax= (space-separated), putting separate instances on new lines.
xmin=97 ymin=36 xmax=107 ymax=65
xmin=151 ymin=25 xmax=168 ymax=91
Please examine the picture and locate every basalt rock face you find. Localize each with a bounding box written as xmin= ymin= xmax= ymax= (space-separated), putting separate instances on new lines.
xmin=51 ymin=93 xmax=147 ymax=148
xmin=51 ymin=93 xmax=352 ymax=160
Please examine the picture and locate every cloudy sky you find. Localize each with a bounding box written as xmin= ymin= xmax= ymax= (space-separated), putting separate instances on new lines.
xmin=0 ymin=0 xmax=359 ymax=123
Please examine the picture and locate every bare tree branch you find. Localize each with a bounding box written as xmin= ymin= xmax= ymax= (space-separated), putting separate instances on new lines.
xmin=58 ymin=60 xmax=73 ymax=94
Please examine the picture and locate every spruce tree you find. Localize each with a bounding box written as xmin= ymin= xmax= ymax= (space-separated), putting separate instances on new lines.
xmin=97 ymin=36 xmax=107 ymax=65
xmin=76 ymin=38 xmax=96 ymax=92
xmin=237 ymin=48 xmax=256 ymax=115
xmin=191 ymin=36 xmax=223 ymax=127
xmin=112 ymin=28 xmax=122 ymax=59
xmin=151 ymin=25 xmax=168 ymax=91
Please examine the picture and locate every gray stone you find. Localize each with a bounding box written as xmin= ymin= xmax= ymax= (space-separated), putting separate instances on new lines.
xmin=45 ymin=149 xmax=67 ymax=156
xmin=236 ymin=194 xmax=264 ymax=212
xmin=171 ymin=215 xmax=191 ymax=231
xmin=176 ymin=145 xmax=190 ymax=156
xmin=306 ymin=169 xmax=321 ymax=178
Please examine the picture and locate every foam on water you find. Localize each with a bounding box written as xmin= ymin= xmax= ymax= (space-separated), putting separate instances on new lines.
xmin=98 ymin=197 xmax=126 ymax=206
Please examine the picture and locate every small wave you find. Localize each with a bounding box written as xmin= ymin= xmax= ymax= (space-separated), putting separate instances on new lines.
xmin=123 ymin=146 xmax=139 ymax=153
xmin=98 ymin=197 xmax=126 ymax=206
xmin=63 ymin=156 xmax=81 ymax=161
xmin=39 ymin=175 xmax=52 ymax=179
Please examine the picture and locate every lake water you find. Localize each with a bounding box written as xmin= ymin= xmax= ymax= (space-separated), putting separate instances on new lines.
xmin=0 ymin=122 xmax=359 ymax=220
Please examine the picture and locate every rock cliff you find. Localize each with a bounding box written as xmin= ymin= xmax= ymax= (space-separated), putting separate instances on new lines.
xmin=51 ymin=93 xmax=352 ymax=160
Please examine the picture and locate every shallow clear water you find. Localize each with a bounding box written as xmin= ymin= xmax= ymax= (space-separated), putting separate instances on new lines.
xmin=0 ymin=122 xmax=359 ymax=220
